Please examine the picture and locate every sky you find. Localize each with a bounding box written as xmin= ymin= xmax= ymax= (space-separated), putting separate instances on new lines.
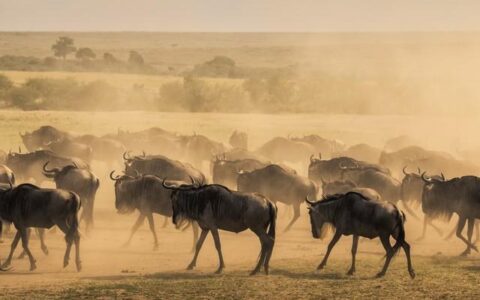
xmin=1 ymin=0 xmax=480 ymax=32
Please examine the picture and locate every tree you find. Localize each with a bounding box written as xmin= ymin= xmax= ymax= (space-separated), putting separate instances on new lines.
xmin=51 ymin=37 xmax=76 ymax=60
xmin=128 ymin=51 xmax=144 ymax=65
xmin=75 ymin=48 xmax=96 ymax=60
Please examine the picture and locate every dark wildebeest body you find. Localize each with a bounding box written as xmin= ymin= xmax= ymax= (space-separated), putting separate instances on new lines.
xmin=308 ymin=155 xmax=389 ymax=184
xmin=237 ymin=164 xmax=317 ymax=231
xmin=43 ymin=162 xmax=100 ymax=233
xmin=421 ymin=174 xmax=480 ymax=256
xmin=321 ymin=179 xmax=381 ymax=201
xmin=124 ymin=153 xmax=205 ymax=184
xmin=401 ymin=167 xmax=445 ymax=239
xmin=307 ymin=192 xmax=414 ymax=278
xmin=110 ymin=172 xmax=198 ymax=250
xmin=212 ymin=158 xmax=267 ymax=189
xmin=6 ymin=150 xmax=89 ymax=184
xmin=44 ymin=138 xmax=92 ymax=164
xmin=163 ymin=181 xmax=276 ymax=275
xmin=0 ymin=184 xmax=81 ymax=271
xmin=20 ymin=126 xmax=70 ymax=152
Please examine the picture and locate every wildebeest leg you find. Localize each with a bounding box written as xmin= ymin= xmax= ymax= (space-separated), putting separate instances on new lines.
xmin=250 ymin=230 xmax=272 ymax=275
xmin=19 ymin=228 xmax=37 ymax=271
xmin=2 ymin=231 xmax=21 ymax=268
xmin=461 ymin=218 xmax=475 ymax=256
xmin=284 ymin=203 xmax=300 ymax=232
xmin=191 ymin=222 xmax=199 ymax=253
xmin=17 ymin=228 xmax=31 ymax=259
xmin=401 ymin=240 xmax=415 ymax=279
xmin=347 ymin=235 xmax=359 ymax=275
xmin=376 ymin=234 xmax=393 ymax=278
xmin=417 ymin=217 xmax=429 ymax=241
xmin=187 ymin=229 xmax=209 ymax=270
xmin=56 ymin=221 xmax=75 ymax=270
xmin=123 ymin=214 xmax=146 ymax=247
xmin=317 ymin=231 xmax=342 ymax=271
xmin=263 ymin=233 xmax=275 ymax=275
xmin=474 ymin=221 xmax=480 ymax=244
xmin=146 ymin=213 xmax=159 ymax=251
xmin=457 ymin=217 xmax=478 ymax=256
xmin=37 ymin=228 xmax=49 ymax=255
xmin=401 ymin=201 xmax=419 ymax=221
xmin=73 ymin=231 xmax=81 ymax=272
xmin=211 ymin=228 xmax=225 ymax=274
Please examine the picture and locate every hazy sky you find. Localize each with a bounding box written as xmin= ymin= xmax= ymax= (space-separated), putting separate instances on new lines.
xmin=1 ymin=0 xmax=480 ymax=32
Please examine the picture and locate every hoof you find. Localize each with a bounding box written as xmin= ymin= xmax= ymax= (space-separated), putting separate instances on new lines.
xmin=375 ymin=272 xmax=385 ymax=278
xmin=30 ymin=264 xmax=37 ymax=271
xmin=214 ymin=268 xmax=224 ymax=274
xmin=63 ymin=260 xmax=69 ymax=268
xmin=42 ymin=247 xmax=49 ymax=256
xmin=76 ymin=261 xmax=82 ymax=272
xmin=409 ymin=269 xmax=416 ymax=279
xmin=186 ymin=264 xmax=195 ymax=270
xmin=347 ymin=269 xmax=355 ymax=276
xmin=264 ymin=267 xmax=269 ymax=275
xmin=249 ymin=269 xmax=260 ymax=276
xmin=459 ymin=251 xmax=470 ymax=257
xmin=1 ymin=261 xmax=11 ymax=269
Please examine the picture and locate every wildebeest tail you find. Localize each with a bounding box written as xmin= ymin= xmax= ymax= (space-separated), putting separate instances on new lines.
xmin=267 ymin=201 xmax=277 ymax=240
xmin=392 ymin=208 xmax=406 ymax=256
xmin=65 ymin=192 xmax=80 ymax=240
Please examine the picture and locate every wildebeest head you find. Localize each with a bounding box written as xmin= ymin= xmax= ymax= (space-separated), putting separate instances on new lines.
xmin=162 ymin=177 xmax=201 ymax=226
xmin=305 ymin=196 xmax=333 ymax=239
xmin=123 ymin=151 xmax=147 ymax=175
xmin=110 ymin=170 xmax=140 ymax=214
xmin=42 ymin=161 xmax=78 ymax=180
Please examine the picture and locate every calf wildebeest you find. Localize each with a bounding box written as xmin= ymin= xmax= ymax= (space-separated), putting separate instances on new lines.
xmin=110 ymin=171 xmax=198 ymax=250
xmin=0 ymin=184 xmax=81 ymax=271
xmin=123 ymin=152 xmax=205 ymax=184
xmin=308 ymin=154 xmax=389 ymax=184
xmin=6 ymin=150 xmax=89 ymax=184
xmin=256 ymin=137 xmax=315 ymax=164
xmin=421 ymin=174 xmax=480 ymax=256
xmin=237 ymin=164 xmax=317 ymax=231
xmin=163 ymin=180 xmax=277 ymax=275
xmin=43 ymin=162 xmax=100 ymax=232
xmin=401 ymin=167 xmax=444 ymax=239
xmin=306 ymin=192 xmax=415 ymax=278
xmin=320 ymin=179 xmax=381 ymax=201
xmin=212 ymin=157 xmax=267 ymax=189
xmin=20 ymin=125 xmax=70 ymax=152
xmin=0 ymin=164 xmax=15 ymax=185
xmin=229 ymin=130 xmax=248 ymax=150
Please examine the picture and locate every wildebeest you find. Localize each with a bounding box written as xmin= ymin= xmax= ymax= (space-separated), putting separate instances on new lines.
xmin=0 ymin=184 xmax=81 ymax=271
xmin=123 ymin=152 xmax=206 ymax=184
xmin=162 ymin=180 xmax=277 ymax=275
xmin=75 ymin=134 xmax=126 ymax=167
xmin=256 ymin=137 xmax=315 ymax=164
xmin=212 ymin=157 xmax=267 ymax=189
xmin=306 ymin=192 xmax=415 ymax=278
xmin=0 ymin=164 xmax=15 ymax=185
xmin=237 ymin=164 xmax=317 ymax=231
xmin=308 ymin=154 xmax=389 ymax=184
xmin=400 ymin=167 xmax=444 ymax=239
xmin=110 ymin=171 xmax=198 ymax=250
xmin=43 ymin=137 xmax=92 ymax=164
xmin=229 ymin=130 xmax=248 ymax=150
xmin=333 ymin=143 xmax=382 ymax=164
xmin=320 ymin=179 xmax=381 ymax=201
xmin=177 ymin=133 xmax=226 ymax=168
xmin=6 ymin=150 xmax=89 ymax=184
xmin=290 ymin=134 xmax=345 ymax=159
xmin=43 ymin=162 xmax=100 ymax=232
xmin=421 ymin=174 xmax=480 ymax=256
xmin=19 ymin=125 xmax=70 ymax=152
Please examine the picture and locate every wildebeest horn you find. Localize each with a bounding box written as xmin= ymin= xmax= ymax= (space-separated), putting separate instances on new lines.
xmin=305 ymin=196 xmax=316 ymax=206
xmin=441 ymin=173 xmax=446 ymax=181
xmin=43 ymin=161 xmax=59 ymax=174
xmin=310 ymin=154 xmax=315 ymax=163
xmin=123 ymin=151 xmax=131 ymax=161
xmin=72 ymin=162 xmax=78 ymax=169
xmin=18 ymin=146 xmax=21 ymax=153
xmin=417 ymin=167 xmax=422 ymax=174
xmin=162 ymin=178 xmax=178 ymax=190
xmin=142 ymin=151 xmax=146 ymax=158
xmin=402 ymin=166 xmax=409 ymax=176
xmin=318 ymin=152 xmax=322 ymax=160
xmin=421 ymin=172 xmax=433 ymax=184
xmin=109 ymin=171 xmax=121 ymax=181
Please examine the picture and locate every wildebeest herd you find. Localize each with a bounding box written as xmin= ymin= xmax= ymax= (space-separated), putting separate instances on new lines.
xmin=1 ymin=125 xmax=480 ymax=279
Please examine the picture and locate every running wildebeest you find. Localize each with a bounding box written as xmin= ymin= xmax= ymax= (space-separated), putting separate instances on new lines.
xmin=19 ymin=125 xmax=70 ymax=152
xmin=43 ymin=137 xmax=92 ymax=164
xmin=0 ymin=183 xmax=81 ymax=271
xmin=237 ymin=164 xmax=317 ymax=231
xmin=401 ymin=167 xmax=444 ymax=239
xmin=306 ymin=192 xmax=415 ymax=278
xmin=421 ymin=173 xmax=480 ymax=256
xmin=162 ymin=179 xmax=277 ymax=275
xmin=43 ymin=162 xmax=100 ymax=232
xmin=109 ymin=171 xmax=198 ymax=250
xmin=6 ymin=150 xmax=89 ymax=184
